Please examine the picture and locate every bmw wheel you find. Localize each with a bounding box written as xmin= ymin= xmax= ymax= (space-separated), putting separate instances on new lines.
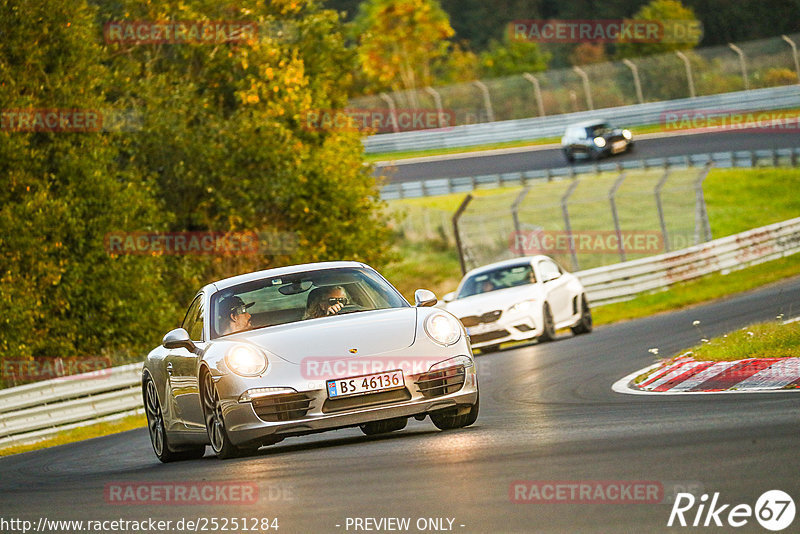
xmin=538 ymin=303 xmax=556 ymax=342
xmin=570 ymin=294 xmax=593 ymax=335
xmin=144 ymin=375 xmax=205 ymax=463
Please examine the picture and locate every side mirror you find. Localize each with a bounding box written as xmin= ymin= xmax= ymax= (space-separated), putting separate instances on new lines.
xmin=442 ymin=291 xmax=456 ymax=303
xmin=162 ymin=328 xmax=196 ymax=352
xmin=414 ymin=289 xmax=438 ymax=307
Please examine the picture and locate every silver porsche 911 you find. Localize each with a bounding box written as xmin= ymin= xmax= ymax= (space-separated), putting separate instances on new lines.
xmin=142 ymin=261 xmax=479 ymax=461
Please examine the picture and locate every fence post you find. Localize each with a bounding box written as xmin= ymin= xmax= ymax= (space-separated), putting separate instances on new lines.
xmin=655 ymin=166 xmax=672 ymax=252
xmin=511 ymin=187 xmax=531 ymax=256
xmin=694 ymin=162 xmax=713 ymax=244
xmin=781 ymin=35 xmax=800 ymax=83
xmin=622 ymin=59 xmax=644 ymax=104
xmin=609 ymin=171 xmax=628 ymax=262
xmin=424 ymin=86 xmax=446 ymax=128
xmin=378 ymin=92 xmax=400 ymax=133
xmin=572 ymin=66 xmax=594 ymax=110
xmin=453 ymin=194 xmax=473 ymax=275
xmin=675 ymin=51 xmax=696 ymax=98
xmin=728 ymin=43 xmax=749 ymax=91
xmin=561 ymin=179 xmax=581 ymax=271
xmin=472 ymin=81 xmax=495 ymax=123
xmin=522 ymin=73 xmax=546 ymax=117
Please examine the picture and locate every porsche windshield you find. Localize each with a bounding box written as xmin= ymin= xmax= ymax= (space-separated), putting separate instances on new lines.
xmin=210 ymin=267 xmax=408 ymax=338
xmin=457 ymin=264 xmax=535 ymax=299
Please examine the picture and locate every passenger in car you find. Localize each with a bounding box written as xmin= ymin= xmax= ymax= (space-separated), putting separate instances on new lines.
xmin=304 ymin=286 xmax=348 ymax=319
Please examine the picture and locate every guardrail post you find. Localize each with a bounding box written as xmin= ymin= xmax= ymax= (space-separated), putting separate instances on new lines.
xmin=655 ymin=167 xmax=672 ymax=252
xmin=675 ymin=51 xmax=696 ymax=98
xmin=424 ymin=86 xmax=446 ymax=128
xmin=694 ymin=162 xmax=713 ymax=244
xmin=561 ymin=179 xmax=581 ymax=271
xmin=453 ymin=194 xmax=473 ymax=275
xmin=511 ymin=186 xmax=531 ymax=256
xmin=728 ymin=43 xmax=750 ymax=91
xmin=609 ymin=171 xmax=628 ymax=262
xmin=572 ymin=66 xmax=594 ymax=110
xmin=781 ymin=35 xmax=800 ymax=83
xmin=522 ymin=73 xmax=546 ymax=117
xmin=622 ymin=59 xmax=644 ymax=104
xmin=378 ymin=93 xmax=400 ymax=133
xmin=472 ymin=81 xmax=495 ymax=123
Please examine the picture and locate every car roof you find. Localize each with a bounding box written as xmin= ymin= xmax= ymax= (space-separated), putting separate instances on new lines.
xmin=206 ymin=261 xmax=369 ymax=293
xmin=569 ymin=119 xmax=610 ymax=128
xmin=462 ymin=255 xmax=552 ymax=279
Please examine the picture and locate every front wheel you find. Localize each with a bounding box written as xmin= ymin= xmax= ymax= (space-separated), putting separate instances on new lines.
xmin=571 ymin=294 xmax=593 ymax=335
xmin=144 ymin=376 xmax=205 ymax=463
xmin=538 ymin=303 xmax=555 ymax=342
xmin=430 ymin=395 xmax=479 ymax=430
xmin=201 ymin=371 xmax=257 ymax=459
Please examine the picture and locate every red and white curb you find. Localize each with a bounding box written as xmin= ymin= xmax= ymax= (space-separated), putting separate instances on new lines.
xmin=613 ymin=356 xmax=800 ymax=395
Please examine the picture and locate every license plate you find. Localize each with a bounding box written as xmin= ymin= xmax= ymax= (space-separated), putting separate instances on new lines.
xmin=612 ymin=140 xmax=626 ymax=153
xmin=326 ymin=369 xmax=405 ymax=399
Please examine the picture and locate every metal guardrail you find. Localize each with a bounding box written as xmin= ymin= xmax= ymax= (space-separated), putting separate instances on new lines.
xmin=578 ymin=216 xmax=800 ymax=305
xmin=366 ymin=85 xmax=800 ymax=154
xmin=380 ymin=147 xmax=800 ymax=200
xmin=0 ymin=363 xmax=142 ymax=447
xmin=1 ymin=215 xmax=799 ymax=447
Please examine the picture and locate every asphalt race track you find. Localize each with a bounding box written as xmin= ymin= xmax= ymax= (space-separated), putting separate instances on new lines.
xmin=377 ymin=130 xmax=800 ymax=183
xmin=2 ymin=277 xmax=799 ymax=533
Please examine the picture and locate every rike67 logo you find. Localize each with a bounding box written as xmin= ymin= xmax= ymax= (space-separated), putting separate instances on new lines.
xmin=668 ymin=490 xmax=795 ymax=531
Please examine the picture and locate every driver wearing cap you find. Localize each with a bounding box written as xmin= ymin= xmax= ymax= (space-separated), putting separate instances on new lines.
xmin=218 ymin=295 xmax=254 ymax=335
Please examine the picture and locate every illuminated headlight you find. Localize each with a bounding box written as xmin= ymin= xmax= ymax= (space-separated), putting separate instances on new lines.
xmin=428 ymin=355 xmax=473 ymax=372
xmin=593 ymin=136 xmax=606 ymax=147
xmin=622 ymin=129 xmax=632 ymax=140
xmin=225 ymin=345 xmax=268 ymax=377
xmin=424 ymin=312 xmax=462 ymax=346
xmin=239 ymin=387 xmax=295 ymax=403
xmin=508 ymin=300 xmax=536 ymax=314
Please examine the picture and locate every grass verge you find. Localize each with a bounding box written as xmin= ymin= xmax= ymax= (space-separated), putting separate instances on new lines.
xmin=0 ymin=413 xmax=146 ymax=457
xmin=685 ymin=319 xmax=800 ymax=362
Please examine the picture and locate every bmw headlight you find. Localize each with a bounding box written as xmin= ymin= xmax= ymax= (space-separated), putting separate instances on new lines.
xmin=593 ymin=136 xmax=606 ymax=147
xmin=424 ymin=312 xmax=462 ymax=346
xmin=508 ymin=300 xmax=536 ymax=314
xmin=225 ymin=345 xmax=268 ymax=377
xmin=622 ymin=129 xmax=632 ymax=140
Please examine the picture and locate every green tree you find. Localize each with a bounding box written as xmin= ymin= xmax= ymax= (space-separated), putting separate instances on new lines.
xmin=479 ymin=38 xmax=550 ymax=78
xmin=615 ymin=0 xmax=702 ymax=58
xmin=351 ymin=0 xmax=455 ymax=97
xmin=0 ymin=0 xmax=173 ymax=363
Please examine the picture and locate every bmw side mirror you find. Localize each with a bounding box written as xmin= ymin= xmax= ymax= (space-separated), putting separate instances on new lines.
xmin=162 ymin=328 xmax=196 ymax=352
xmin=442 ymin=291 xmax=456 ymax=303
xmin=414 ymin=289 xmax=438 ymax=307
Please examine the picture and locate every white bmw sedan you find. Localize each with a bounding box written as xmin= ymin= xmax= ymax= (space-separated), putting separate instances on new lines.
xmin=443 ymin=256 xmax=592 ymax=352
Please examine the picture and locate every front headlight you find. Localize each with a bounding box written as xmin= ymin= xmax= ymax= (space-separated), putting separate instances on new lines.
xmin=508 ymin=300 xmax=536 ymax=314
xmin=622 ymin=129 xmax=632 ymax=140
xmin=593 ymin=136 xmax=606 ymax=147
xmin=225 ymin=344 xmax=268 ymax=377
xmin=424 ymin=312 xmax=462 ymax=346
xmin=428 ymin=355 xmax=473 ymax=372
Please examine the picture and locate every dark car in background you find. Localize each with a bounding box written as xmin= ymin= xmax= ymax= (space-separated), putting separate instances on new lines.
xmin=561 ymin=120 xmax=633 ymax=163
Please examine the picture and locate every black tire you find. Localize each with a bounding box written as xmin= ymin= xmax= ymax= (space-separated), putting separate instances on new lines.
xmin=564 ymin=149 xmax=575 ymax=163
xmin=201 ymin=371 xmax=258 ymax=459
xmin=570 ymin=294 xmax=593 ymax=335
xmin=143 ymin=376 xmax=205 ymax=463
xmin=538 ymin=303 xmax=555 ymax=342
xmin=360 ymin=417 xmax=408 ymax=436
xmin=430 ymin=394 xmax=479 ymax=430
